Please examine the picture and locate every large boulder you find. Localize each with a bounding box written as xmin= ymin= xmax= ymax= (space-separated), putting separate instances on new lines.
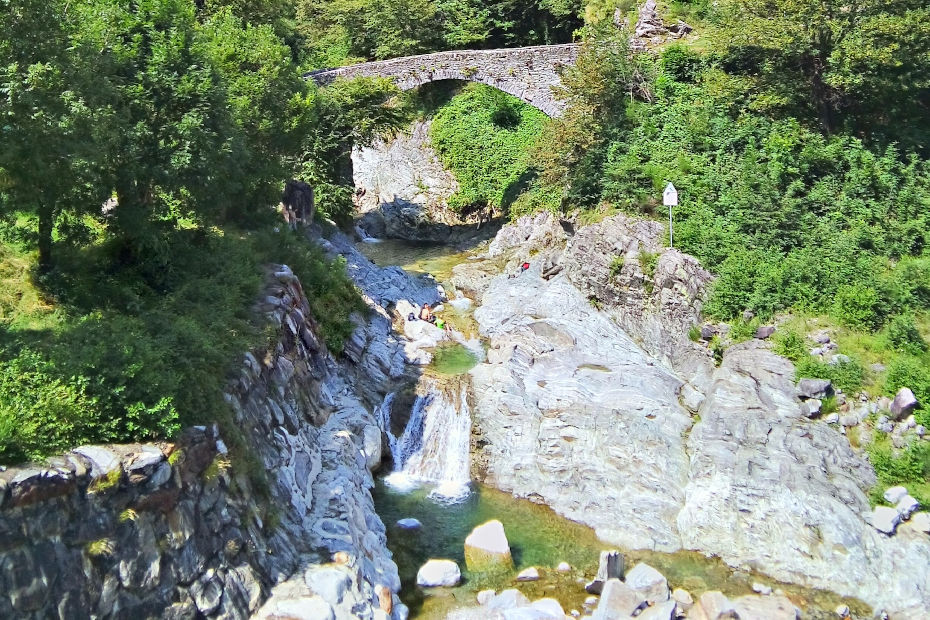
xmin=797 ymin=378 xmax=833 ymax=400
xmin=624 ymin=562 xmax=669 ymax=603
xmin=416 ymin=559 xmax=461 ymax=587
xmin=464 ymin=520 xmax=513 ymax=571
xmin=890 ymin=387 xmax=918 ymax=421
xmin=591 ymin=579 xmax=645 ymax=619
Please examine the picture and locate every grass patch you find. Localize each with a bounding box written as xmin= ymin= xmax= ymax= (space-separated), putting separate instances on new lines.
xmin=867 ymin=434 xmax=930 ymax=507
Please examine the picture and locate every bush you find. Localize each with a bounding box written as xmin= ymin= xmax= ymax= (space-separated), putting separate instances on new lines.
xmin=884 ymin=314 xmax=928 ymax=355
xmin=773 ymin=329 xmax=807 ymax=361
xmin=868 ymin=438 xmax=930 ymax=506
xmin=832 ymin=284 xmax=885 ymax=330
xmin=430 ymin=84 xmax=547 ymax=213
xmin=795 ymin=357 xmax=865 ymax=393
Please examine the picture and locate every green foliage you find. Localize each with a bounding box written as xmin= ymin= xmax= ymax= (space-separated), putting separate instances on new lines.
xmin=868 ymin=437 xmax=930 ymax=507
xmin=713 ymin=0 xmax=930 ymax=143
xmin=795 ymin=357 xmax=865 ymax=394
xmin=0 ymin=219 xmax=363 ymax=464
xmin=295 ymin=0 xmax=582 ymax=68
xmin=609 ymin=255 xmax=625 ymax=277
xmin=773 ymin=329 xmax=807 ymax=361
xmin=832 ymin=284 xmax=884 ymax=330
xmin=728 ymin=318 xmax=759 ymax=343
xmin=688 ymin=324 xmax=701 ymax=342
xmin=430 ymin=85 xmax=547 ymax=213
xmin=884 ymin=315 xmax=928 ymax=356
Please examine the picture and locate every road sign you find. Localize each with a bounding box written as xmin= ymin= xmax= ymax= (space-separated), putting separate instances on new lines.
xmin=663 ymin=183 xmax=677 ymax=248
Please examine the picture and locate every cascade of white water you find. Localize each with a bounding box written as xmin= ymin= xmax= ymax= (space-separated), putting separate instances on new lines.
xmin=375 ymin=392 xmax=397 ymax=467
xmin=383 ymin=382 xmax=471 ymax=502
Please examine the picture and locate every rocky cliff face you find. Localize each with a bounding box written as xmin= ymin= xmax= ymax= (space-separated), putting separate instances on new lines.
xmin=457 ymin=212 xmax=930 ymax=617
xmin=0 ymin=264 xmax=404 ymax=620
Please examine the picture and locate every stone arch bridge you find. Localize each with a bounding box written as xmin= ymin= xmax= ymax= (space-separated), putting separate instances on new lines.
xmin=306 ymin=44 xmax=581 ymax=117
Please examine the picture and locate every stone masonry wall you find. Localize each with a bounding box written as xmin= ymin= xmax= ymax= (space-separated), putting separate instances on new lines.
xmin=0 ymin=264 xmax=402 ymax=620
xmin=307 ymin=44 xmax=580 ymax=117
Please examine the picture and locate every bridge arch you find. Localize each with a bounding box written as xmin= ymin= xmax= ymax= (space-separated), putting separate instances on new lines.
xmin=306 ymin=44 xmax=580 ymax=117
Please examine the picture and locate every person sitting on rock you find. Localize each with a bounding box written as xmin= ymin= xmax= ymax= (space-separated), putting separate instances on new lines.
xmin=419 ymin=303 xmax=435 ymax=323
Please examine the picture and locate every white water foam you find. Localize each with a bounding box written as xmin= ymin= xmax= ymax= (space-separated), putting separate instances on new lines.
xmin=380 ymin=383 xmax=472 ymax=502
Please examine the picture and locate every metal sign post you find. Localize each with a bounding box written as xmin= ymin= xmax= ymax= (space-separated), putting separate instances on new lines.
xmin=663 ymin=182 xmax=678 ymax=248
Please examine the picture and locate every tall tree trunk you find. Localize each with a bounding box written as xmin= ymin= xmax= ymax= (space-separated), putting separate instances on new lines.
xmin=37 ymin=201 xmax=54 ymax=273
xmin=809 ymin=56 xmax=837 ymax=134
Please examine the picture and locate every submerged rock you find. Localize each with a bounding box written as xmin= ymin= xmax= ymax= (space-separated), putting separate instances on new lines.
xmin=396 ymin=518 xmax=422 ymax=530
xmin=416 ymin=559 xmax=461 ymax=587
xmin=464 ymin=520 xmax=513 ymax=571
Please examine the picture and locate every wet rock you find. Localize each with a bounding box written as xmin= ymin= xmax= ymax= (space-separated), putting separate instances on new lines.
xmin=416 ymin=559 xmax=461 ymax=587
xmin=797 ymin=378 xmax=834 ymax=400
xmin=890 ymin=388 xmax=918 ymax=420
xmin=516 ymin=567 xmax=540 ymax=581
xmin=591 ymin=579 xmax=645 ymax=619
xmin=464 ymin=520 xmax=513 ymax=570
xmin=396 ymin=518 xmax=422 ymax=530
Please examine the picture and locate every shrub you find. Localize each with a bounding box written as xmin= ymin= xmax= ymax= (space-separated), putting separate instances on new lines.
xmin=795 ymin=357 xmax=865 ymax=393
xmin=832 ymin=284 xmax=885 ymax=330
xmin=884 ymin=314 xmax=928 ymax=355
xmin=773 ymin=329 xmax=807 ymax=361
xmin=868 ymin=438 xmax=930 ymax=506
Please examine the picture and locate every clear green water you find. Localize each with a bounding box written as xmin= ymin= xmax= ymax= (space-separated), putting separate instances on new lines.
xmin=373 ymin=481 xmax=871 ymax=619
xmin=357 ymin=239 xmax=476 ymax=284
xmin=427 ymin=343 xmax=481 ymax=376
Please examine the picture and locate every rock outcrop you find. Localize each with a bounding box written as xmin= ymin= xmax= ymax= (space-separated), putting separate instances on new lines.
xmin=0 ymin=264 xmax=404 ymax=620
xmin=459 ymin=212 xmax=930 ymax=617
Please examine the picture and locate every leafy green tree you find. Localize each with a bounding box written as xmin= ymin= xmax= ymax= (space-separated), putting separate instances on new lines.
xmin=82 ymin=0 xmax=238 ymax=248
xmin=0 ymin=0 xmax=109 ymax=270
xmin=199 ymin=9 xmax=312 ymax=215
xmin=715 ymin=0 xmax=930 ymax=137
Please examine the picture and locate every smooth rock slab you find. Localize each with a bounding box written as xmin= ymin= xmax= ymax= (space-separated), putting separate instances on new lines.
xmin=416 ymin=559 xmax=461 ymax=587
xmin=732 ymin=594 xmax=800 ymax=619
xmin=270 ymin=596 xmax=335 ymax=620
xmin=591 ymin=579 xmax=645 ymax=619
xmin=530 ymin=598 xmax=565 ymax=618
xmin=304 ymin=567 xmax=351 ymax=605
xmin=624 ymin=562 xmax=669 ymax=603
xmin=638 ymin=600 xmax=677 ymax=620
xmin=487 ymin=589 xmax=530 ymax=610
xmin=870 ymin=506 xmax=902 ymax=535
xmin=910 ymin=512 xmax=930 ymax=534
xmin=477 ymin=589 xmax=496 ymax=605
xmin=464 ymin=520 xmax=513 ymax=570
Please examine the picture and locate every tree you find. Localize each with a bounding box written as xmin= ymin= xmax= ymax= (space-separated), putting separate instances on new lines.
xmin=715 ymin=0 xmax=930 ymax=137
xmin=0 ymin=0 xmax=109 ymax=270
xmin=199 ymin=9 xmax=312 ymax=216
xmin=79 ymin=0 xmax=238 ymax=249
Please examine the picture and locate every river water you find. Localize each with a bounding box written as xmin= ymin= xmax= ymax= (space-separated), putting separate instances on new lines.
xmin=355 ymin=238 xmax=870 ymax=620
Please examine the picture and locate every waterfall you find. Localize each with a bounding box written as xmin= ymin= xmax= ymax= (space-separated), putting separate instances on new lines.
xmin=381 ymin=381 xmax=471 ymax=502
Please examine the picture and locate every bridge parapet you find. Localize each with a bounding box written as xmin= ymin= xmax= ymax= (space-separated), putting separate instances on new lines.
xmin=306 ymin=44 xmax=581 ymax=117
